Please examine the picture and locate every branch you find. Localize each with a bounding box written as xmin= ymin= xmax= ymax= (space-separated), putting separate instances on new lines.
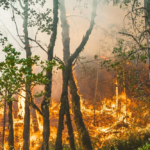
xmin=0 ymin=19 xmax=24 ymax=49
xmin=53 ymin=56 xmax=65 ymax=67
xmin=11 ymin=5 xmax=24 ymax=19
xmin=27 ymin=37 xmax=48 ymax=54
xmin=139 ymin=29 xmax=150 ymax=42
xmin=135 ymin=7 xmax=148 ymax=12
xmin=124 ymin=11 xmax=131 ymax=21
xmin=68 ymin=0 xmax=97 ymax=64
xmin=47 ymin=0 xmax=59 ymax=61
xmin=18 ymin=0 xmax=24 ymax=9
xmin=29 ymin=91 xmax=43 ymax=116
xmin=16 ymin=92 xmax=26 ymax=99
xmin=35 ymin=29 xmax=39 ymax=42
xmin=11 ymin=5 xmax=25 ymax=44
xmin=132 ymin=0 xmax=136 ymax=12
xmin=119 ymin=32 xmax=139 ymax=45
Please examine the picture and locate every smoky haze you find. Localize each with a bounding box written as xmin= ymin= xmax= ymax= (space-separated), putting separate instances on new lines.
xmin=0 ymin=0 xmax=130 ymax=101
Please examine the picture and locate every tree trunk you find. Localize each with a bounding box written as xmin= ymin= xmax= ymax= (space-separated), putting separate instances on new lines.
xmin=41 ymin=1 xmax=59 ymax=150
xmin=59 ymin=0 xmax=70 ymax=65
xmin=59 ymin=0 xmax=76 ymax=149
xmin=69 ymin=71 xmax=92 ymax=150
xmin=23 ymin=88 xmax=30 ymax=150
xmin=145 ymin=0 xmax=150 ymax=79
xmin=67 ymin=1 xmax=97 ymax=148
xmin=23 ymin=1 xmax=31 ymax=150
xmin=65 ymin=98 xmax=76 ymax=150
xmin=2 ymin=99 xmax=6 ymax=150
xmin=7 ymin=101 xmax=14 ymax=150
xmin=55 ymin=66 xmax=71 ymax=150
xmin=56 ymin=0 xmax=97 ymax=149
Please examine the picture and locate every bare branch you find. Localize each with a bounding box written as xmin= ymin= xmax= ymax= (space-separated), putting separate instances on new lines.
xmin=132 ymin=0 xmax=136 ymax=11
xmin=119 ymin=32 xmax=139 ymax=45
xmin=18 ymin=0 xmax=24 ymax=9
xmin=31 ymin=100 xmax=43 ymax=116
xmin=16 ymin=92 xmax=26 ymax=99
xmin=69 ymin=0 xmax=97 ymax=63
xmin=29 ymin=91 xmax=43 ymax=116
xmin=139 ymin=29 xmax=150 ymax=42
xmin=11 ymin=5 xmax=24 ymax=19
xmin=35 ymin=29 xmax=39 ymax=41
xmin=11 ymin=5 xmax=25 ymax=45
xmin=27 ymin=37 xmax=48 ymax=54
xmin=0 ymin=18 xmax=24 ymax=49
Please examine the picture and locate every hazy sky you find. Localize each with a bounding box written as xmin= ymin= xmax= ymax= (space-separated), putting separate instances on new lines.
xmin=0 ymin=0 xmax=128 ymax=60
xmin=0 ymin=0 xmax=131 ymax=100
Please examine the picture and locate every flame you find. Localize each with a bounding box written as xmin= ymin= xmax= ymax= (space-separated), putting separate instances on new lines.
xmin=2 ymin=66 xmax=150 ymax=149
xmin=100 ymin=56 xmax=110 ymax=60
xmin=18 ymin=90 xmax=25 ymax=120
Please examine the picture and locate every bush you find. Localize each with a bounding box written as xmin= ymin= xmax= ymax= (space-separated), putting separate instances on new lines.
xmin=100 ymin=130 xmax=150 ymax=150
xmin=138 ymin=142 xmax=150 ymax=150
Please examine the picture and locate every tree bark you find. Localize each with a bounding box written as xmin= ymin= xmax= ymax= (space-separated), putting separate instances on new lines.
xmin=69 ymin=71 xmax=92 ymax=150
xmin=65 ymin=98 xmax=76 ymax=150
xmin=67 ymin=1 xmax=97 ymax=149
xmin=55 ymin=66 xmax=71 ymax=150
xmin=59 ymin=0 xmax=70 ymax=65
xmin=145 ymin=0 xmax=150 ymax=79
xmin=2 ymin=98 xmax=6 ymax=150
xmin=59 ymin=0 xmax=76 ymax=150
xmin=41 ymin=0 xmax=59 ymax=150
xmin=23 ymin=1 xmax=31 ymax=150
xmin=7 ymin=100 xmax=14 ymax=150
xmin=23 ymin=87 xmax=30 ymax=150
xmin=56 ymin=0 xmax=97 ymax=149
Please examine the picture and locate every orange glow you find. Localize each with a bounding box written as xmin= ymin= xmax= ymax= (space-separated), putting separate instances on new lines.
xmin=2 ymin=67 xmax=150 ymax=149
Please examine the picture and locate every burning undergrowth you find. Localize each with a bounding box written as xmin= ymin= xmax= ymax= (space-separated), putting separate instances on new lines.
xmin=0 ymin=58 xmax=150 ymax=149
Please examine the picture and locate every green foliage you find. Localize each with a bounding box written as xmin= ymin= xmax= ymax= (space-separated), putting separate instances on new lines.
xmin=0 ymin=32 xmax=7 ymax=46
xmin=138 ymin=142 xmax=150 ymax=150
xmin=99 ymin=38 xmax=150 ymax=98
xmin=0 ymin=44 xmax=61 ymax=104
xmin=94 ymin=55 xmax=98 ymax=59
xmin=0 ymin=0 xmax=52 ymax=35
xmin=28 ymin=8 xmax=52 ymax=34
xmin=100 ymin=131 xmax=150 ymax=150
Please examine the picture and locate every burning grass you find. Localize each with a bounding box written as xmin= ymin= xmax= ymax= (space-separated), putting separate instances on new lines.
xmin=1 ymin=61 xmax=150 ymax=149
xmin=1 ymin=90 xmax=150 ymax=149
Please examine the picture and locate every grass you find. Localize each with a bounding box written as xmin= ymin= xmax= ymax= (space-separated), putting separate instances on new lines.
xmin=99 ymin=130 xmax=150 ymax=150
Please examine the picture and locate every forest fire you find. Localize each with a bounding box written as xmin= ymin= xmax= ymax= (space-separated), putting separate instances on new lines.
xmin=1 ymin=0 xmax=150 ymax=149
xmin=0 ymin=68 xmax=150 ymax=149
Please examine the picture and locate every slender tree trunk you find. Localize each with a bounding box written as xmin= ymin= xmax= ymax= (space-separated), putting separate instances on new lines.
xmin=145 ymin=0 xmax=150 ymax=79
xmin=41 ymin=1 xmax=59 ymax=150
xmin=59 ymin=0 xmax=76 ymax=149
xmin=55 ymin=66 xmax=71 ymax=150
xmin=23 ymin=1 xmax=31 ymax=150
xmin=59 ymin=0 xmax=70 ymax=65
xmin=2 ymin=99 xmax=6 ymax=150
xmin=56 ymin=0 xmax=97 ymax=149
xmin=23 ymin=86 xmax=30 ymax=150
xmin=7 ymin=101 xmax=14 ymax=150
xmin=69 ymin=71 xmax=92 ymax=150
xmin=65 ymin=99 xmax=76 ymax=150
xmin=67 ymin=0 xmax=97 ymax=149
xmin=55 ymin=68 xmax=76 ymax=150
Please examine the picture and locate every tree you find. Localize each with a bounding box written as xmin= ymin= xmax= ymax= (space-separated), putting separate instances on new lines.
xmin=55 ymin=0 xmax=98 ymax=150
xmin=0 ymin=1 xmax=58 ymax=149
xmin=40 ymin=1 xmax=59 ymax=149
xmin=0 ymin=44 xmax=62 ymax=149
xmin=59 ymin=1 xmax=76 ymax=150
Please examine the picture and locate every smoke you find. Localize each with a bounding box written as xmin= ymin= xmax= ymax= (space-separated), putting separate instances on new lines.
xmin=0 ymin=0 xmax=136 ymax=103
